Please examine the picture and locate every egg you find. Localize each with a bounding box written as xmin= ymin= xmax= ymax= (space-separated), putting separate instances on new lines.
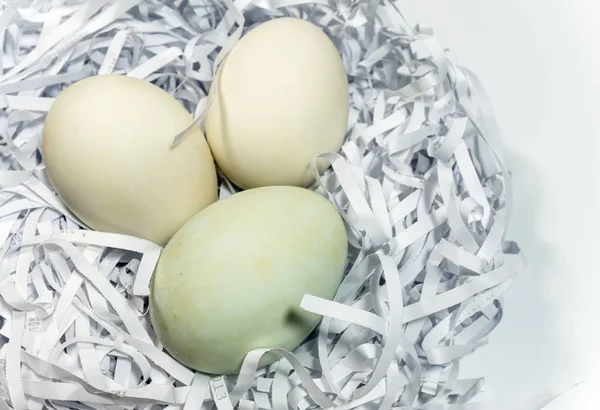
xmin=149 ymin=186 xmax=347 ymax=374
xmin=205 ymin=18 xmax=349 ymax=189
xmin=42 ymin=75 xmax=218 ymax=245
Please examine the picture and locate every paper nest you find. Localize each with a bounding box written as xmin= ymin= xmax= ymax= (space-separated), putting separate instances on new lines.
xmin=0 ymin=1 xmax=524 ymax=409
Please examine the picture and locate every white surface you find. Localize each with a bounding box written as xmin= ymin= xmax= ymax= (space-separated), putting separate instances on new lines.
xmin=398 ymin=0 xmax=600 ymax=408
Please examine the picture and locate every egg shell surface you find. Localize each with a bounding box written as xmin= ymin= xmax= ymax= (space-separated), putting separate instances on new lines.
xmin=42 ymin=75 xmax=218 ymax=245
xmin=149 ymin=185 xmax=348 ymax=374
xmin=205 ymin=17 xmax=350 ymax=189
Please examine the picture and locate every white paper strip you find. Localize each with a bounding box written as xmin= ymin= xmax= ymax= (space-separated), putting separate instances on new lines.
xmin=0 ymin=0 xmax=533 ymax=409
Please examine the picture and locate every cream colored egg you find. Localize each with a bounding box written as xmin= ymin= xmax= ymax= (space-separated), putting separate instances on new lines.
xmin=150 ymin=186 xmax=347 ymax=375
xmin=42 ymin=75 xmax=217 ymax=245
xmin=205 ymin=18 xmax=349 ymax=189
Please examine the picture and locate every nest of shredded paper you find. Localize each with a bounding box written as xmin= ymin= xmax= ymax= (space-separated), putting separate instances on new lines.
xmin=0 ymin=1 xmax=524 ymax=409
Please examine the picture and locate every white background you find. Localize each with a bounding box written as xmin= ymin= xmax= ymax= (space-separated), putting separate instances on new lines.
xmin=398 ymin=0 xmax=600 ymax=408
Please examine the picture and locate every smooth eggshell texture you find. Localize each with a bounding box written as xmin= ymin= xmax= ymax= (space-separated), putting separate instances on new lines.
xmin=42 ymin=75 xmax=218 ymax=245
xmin=150 ymin=186 xmax=348 ymax=374
xmin=205 ymin=17 xmax=349 ymax=189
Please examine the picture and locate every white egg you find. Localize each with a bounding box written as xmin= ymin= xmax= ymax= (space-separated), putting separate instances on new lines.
xmin=205 ymin=18 xmax=349 ymax=189
xmin=42 ymin=75 xmax=217 ymax=245
xmin=150 ymin=186 xmax=347 ymax=374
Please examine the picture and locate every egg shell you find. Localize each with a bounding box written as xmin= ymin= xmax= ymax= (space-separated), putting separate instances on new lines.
xmin=205 ymin=17 xmax=349 ymax=189
xmin=42 ymin=75 xmax=218 ymax=245
xmin=149 ymin=186 xmax=348 ymax=375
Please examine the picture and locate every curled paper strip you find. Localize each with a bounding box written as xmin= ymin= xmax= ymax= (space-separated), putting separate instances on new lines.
xmin=0 ymin=0 xmax=531 ymax=409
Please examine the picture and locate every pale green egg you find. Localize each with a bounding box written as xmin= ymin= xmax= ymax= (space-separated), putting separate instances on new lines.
xmin=149 ymin=186 xmax=347 ymax=375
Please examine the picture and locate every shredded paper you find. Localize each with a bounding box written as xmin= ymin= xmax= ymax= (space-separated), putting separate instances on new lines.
xmin=0 ymin=1 xmax=527 ymax=409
